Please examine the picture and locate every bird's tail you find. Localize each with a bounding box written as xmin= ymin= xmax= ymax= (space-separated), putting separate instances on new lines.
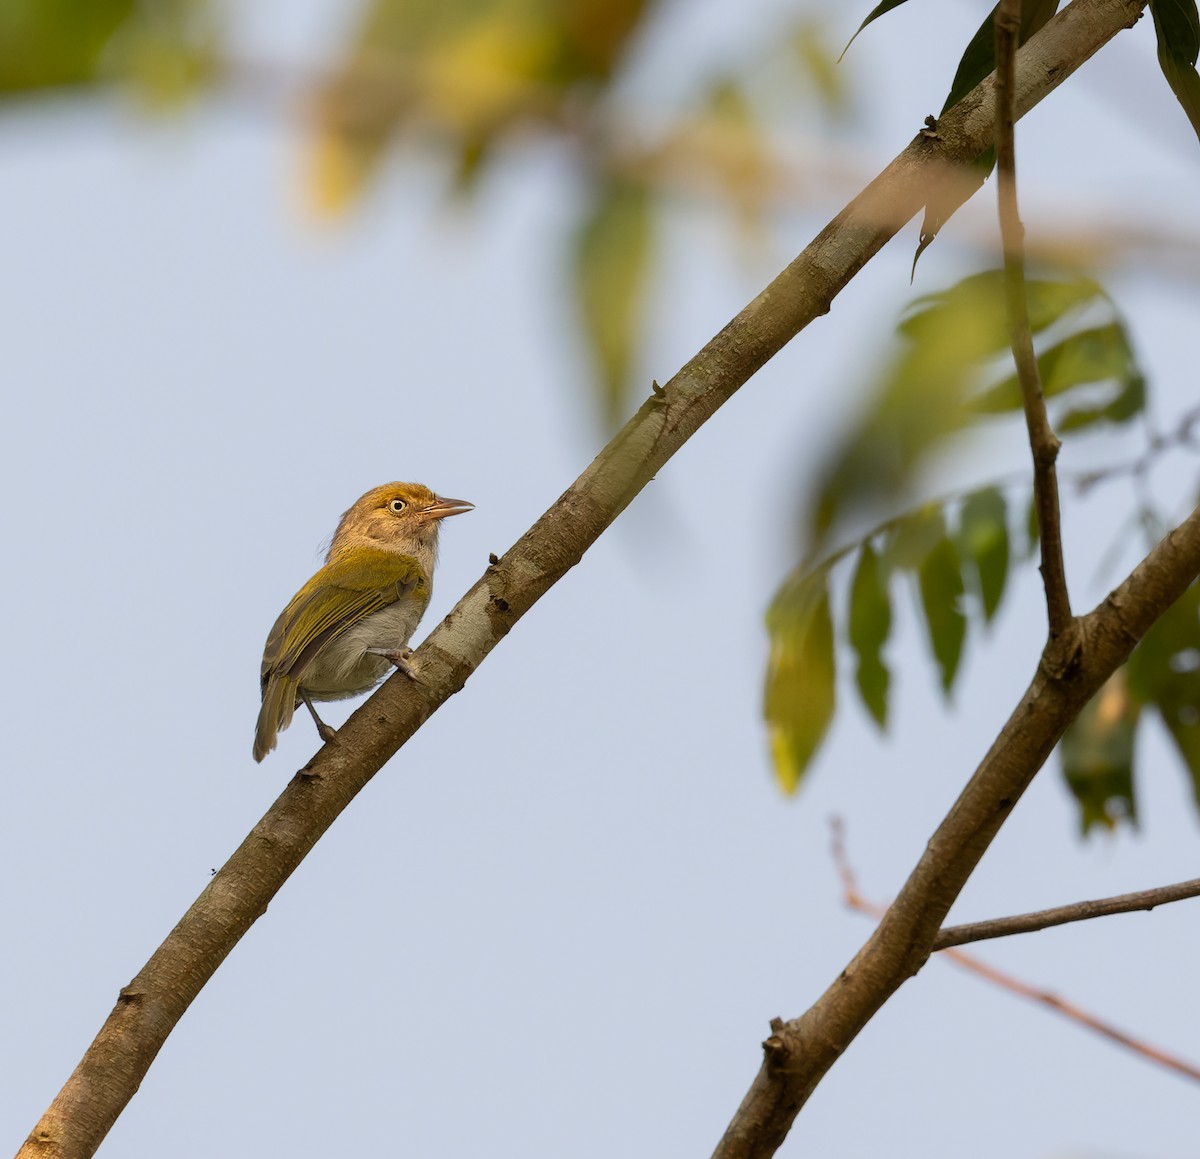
xmin=254 ymin=674 xmax=297 ymax=762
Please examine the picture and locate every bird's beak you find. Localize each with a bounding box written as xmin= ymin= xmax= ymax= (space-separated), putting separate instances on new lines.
xmin=424 ymin=496 xmax=474 ymax=521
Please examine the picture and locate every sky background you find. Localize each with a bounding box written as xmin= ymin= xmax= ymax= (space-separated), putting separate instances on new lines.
xmin=2 ymin=1 xmax=1199 ymax=1156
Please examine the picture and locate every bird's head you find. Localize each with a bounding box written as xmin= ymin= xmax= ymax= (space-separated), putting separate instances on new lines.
xmin=327 ymin=482 xmax=473 ymax=563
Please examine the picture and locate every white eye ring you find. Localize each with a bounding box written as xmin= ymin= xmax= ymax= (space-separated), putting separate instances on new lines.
xmin=388 ymin=498 xmax=407 ymax=513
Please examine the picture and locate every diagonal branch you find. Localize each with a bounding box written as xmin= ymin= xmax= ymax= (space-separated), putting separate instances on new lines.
xmin=995 ymin=0 xmax=1073 ymax=636
xmin=934 ymin=877 xmax=1200 ymax=949
xmin=19 ymin=1 xmax=1153 ymax=1157
xmin=714 ymin=508 xmax=1200 ymax=1159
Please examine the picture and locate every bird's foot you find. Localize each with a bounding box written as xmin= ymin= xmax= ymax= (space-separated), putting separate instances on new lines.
xmin=368 ymin=646 xmax=419 ymax=679
xmin=300 ymin=691 xmax=339 ymax=745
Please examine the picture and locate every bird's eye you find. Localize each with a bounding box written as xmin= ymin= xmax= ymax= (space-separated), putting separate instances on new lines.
xmin=388 ymin=498 xmax=407 ymax=513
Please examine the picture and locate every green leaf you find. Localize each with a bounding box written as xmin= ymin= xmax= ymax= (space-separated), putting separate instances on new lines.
xmin=974 ymin=322 xmax=1141 ymax=414
xmin=958 ymin=487 xmax=1009 ymax=622
xmin=901 ymin=272 xmax=1103 ymax=357
xmin=1149 ymin=0 xmax=1200 ymax=144
xmin=884 ymin=505 xmax=948 ymax=570
xmin=914 ymin=1 xmax=1061 ymax=263
xmin=1127 ymin=581 xmax=1200 ymax=807
xmin=765 ymin=571 xmax=837 ymax=794
xmin=1060 ymin=671 xmax=1140 ymax=835
xmin=1057 ymin=373 xmax=1146 ymax=434
xmin=839 ymin=0 xmax=911 ymax=60
xmin=573 ymin=179 xmax=654 ymax=427
xmin=807 ymin=269 xmax=1110 ymax=551
xmin=848 ymin=542 xmax=892 ymax=727
xmin=917 ymin=525 xmax=968 ymax=695
xmin=940 ymin=0 xmax=1061 ymax=114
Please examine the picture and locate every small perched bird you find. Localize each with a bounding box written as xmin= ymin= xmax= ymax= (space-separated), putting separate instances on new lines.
xmin=254 ymin=482 xmax=473 ymax=762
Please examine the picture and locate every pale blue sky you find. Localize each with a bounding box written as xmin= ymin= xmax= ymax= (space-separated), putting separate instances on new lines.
xmin=2 ymin=2 xmax=1199 ymax=1157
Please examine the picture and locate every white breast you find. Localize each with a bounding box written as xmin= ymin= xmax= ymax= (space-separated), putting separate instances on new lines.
xmin=301 ymin=600 xmax=426 ymax=701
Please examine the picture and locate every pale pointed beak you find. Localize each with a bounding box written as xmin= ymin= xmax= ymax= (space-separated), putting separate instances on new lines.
xmin=425 ymin=496 xmax=474 ymax=520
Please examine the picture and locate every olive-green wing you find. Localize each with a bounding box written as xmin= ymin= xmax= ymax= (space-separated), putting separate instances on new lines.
xmin=260 ymin=549 xmax=426 ymax=690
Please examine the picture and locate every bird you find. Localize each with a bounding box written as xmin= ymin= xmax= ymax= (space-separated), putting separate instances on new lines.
xmin=254 ymin=482 xmax=473 ymax=761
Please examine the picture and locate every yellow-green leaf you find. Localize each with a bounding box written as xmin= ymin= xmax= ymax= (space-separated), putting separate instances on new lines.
xmin=1060 ymin=671 xmax=1139 ymax=835
xmin=573 ymin=179 xmax=654 ymax=427
xmin=958 ymin=487 xmax=1009 ymax=623
xmin=917 ymin=529 xmax=967 ymax=695
xmin=765 ymin=571 xmax=836 ymax=794
xmin=848 ymin=541 xmax=891 ymax=727
xmin=974 ymin=322 xmax=1141 ymax=415
xmin=1127 ymin=581 xmax=1200 ymax=807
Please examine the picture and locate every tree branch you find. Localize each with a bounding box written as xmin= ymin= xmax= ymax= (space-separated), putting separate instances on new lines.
xmin=19 ymin=1 xmax=1153 ymax=1156
xmin=830 ymin=820 xmax=1200 ymax=1084
xmin=939 ymin=948 xmax=1200 ymax=1084
xmin=934 ymin=878 xmax=1200 ymax=949
xmin=995 ymin=0 xmax=1073 ymax=635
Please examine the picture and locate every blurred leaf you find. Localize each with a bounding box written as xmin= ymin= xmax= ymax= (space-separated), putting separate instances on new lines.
xmin=941 ymin=0 xmax=1061 ymax=114
xmin=765 ymin=571 xmax=836 ymax=793
xmin=915 ymin=1 xmax=1061 ymax=264
xmin=848 ymin=541 xmax=892 ymax=727
xmin=1057 ymin=373 xmax=1146 ymax=434
xmin=555 ymin=0 xmax=648 ymax=80
xmin=839 ymin=0 xmax=911 ymax=60
xmin=1127 ymin=580 xmax=1200 ymax=807
xmin=702 ymin=78 xmax=772 ymax=240
xmin=974 ymin=322 xmax=1141 ymax=415
xmin=573 ymin=179 xmax=654 ymax=426
xmin=917 ymin=526 xmax=967 ymax=694
xmin=1149 ymin=0 xmax=1200 ymax=143
xmin=309 ymin=0 xmax=653 ymax=211
xmin=110 ymin=0 xmax=217 ymax=107
xmin=958 ymin=487 xmax=1009 ymax=622
xmin=901 ymin=271 xmax=1104 ymax=358
xmin=1060 ymin=670 xmax=1139 ymax=835
xmin=0 ymin=0 xmax=133 ymax=92
xmin=810 ymin=270 xmax=1104 ymax=549
xmin=883 ymin=504 xmax=947 ymax=570
xmin=791 ymin=20 xmax=847 ymax=114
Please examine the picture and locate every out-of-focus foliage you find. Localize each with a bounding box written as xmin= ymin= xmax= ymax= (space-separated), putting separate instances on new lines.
xmin=1061 ymin=670 xmax=1139 ymax=835
xmin=1062 ymin=571 xmax=1200 ymax=834
xmin=308 ymin=0 xmax=653 ymax=212
xmin=1063 ymin=579 xmax=1200 ymax=835
xmin=573 ymin=178 xmax=654 ymax=426
xmin=807 ymin=269 xmax=1143 ymax=549
xmin=765 ymin=568 xmax=836 ymax=795
xmin=766 ymin=487 xmax=1017 ymax=794
xmin=0 ymin=0 xmax=215 ymax=104
xmin=765 ymin=266 xmax=1156 ymax=806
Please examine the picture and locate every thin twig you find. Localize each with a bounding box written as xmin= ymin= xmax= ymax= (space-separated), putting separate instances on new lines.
xmin=995 ymin=0 xmax=1073 ymax=636
xmin=935 ymin=878 xmax=1200 ymax=949
xmin=829 ymin=818 xmax=1200 ymax=1085
xmin=939 ymin=951 xmax=1200 ymax=1082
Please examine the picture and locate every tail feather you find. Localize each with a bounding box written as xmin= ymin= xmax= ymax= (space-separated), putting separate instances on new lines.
xmin=254 ymin=674 xmax=297 ymax=762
